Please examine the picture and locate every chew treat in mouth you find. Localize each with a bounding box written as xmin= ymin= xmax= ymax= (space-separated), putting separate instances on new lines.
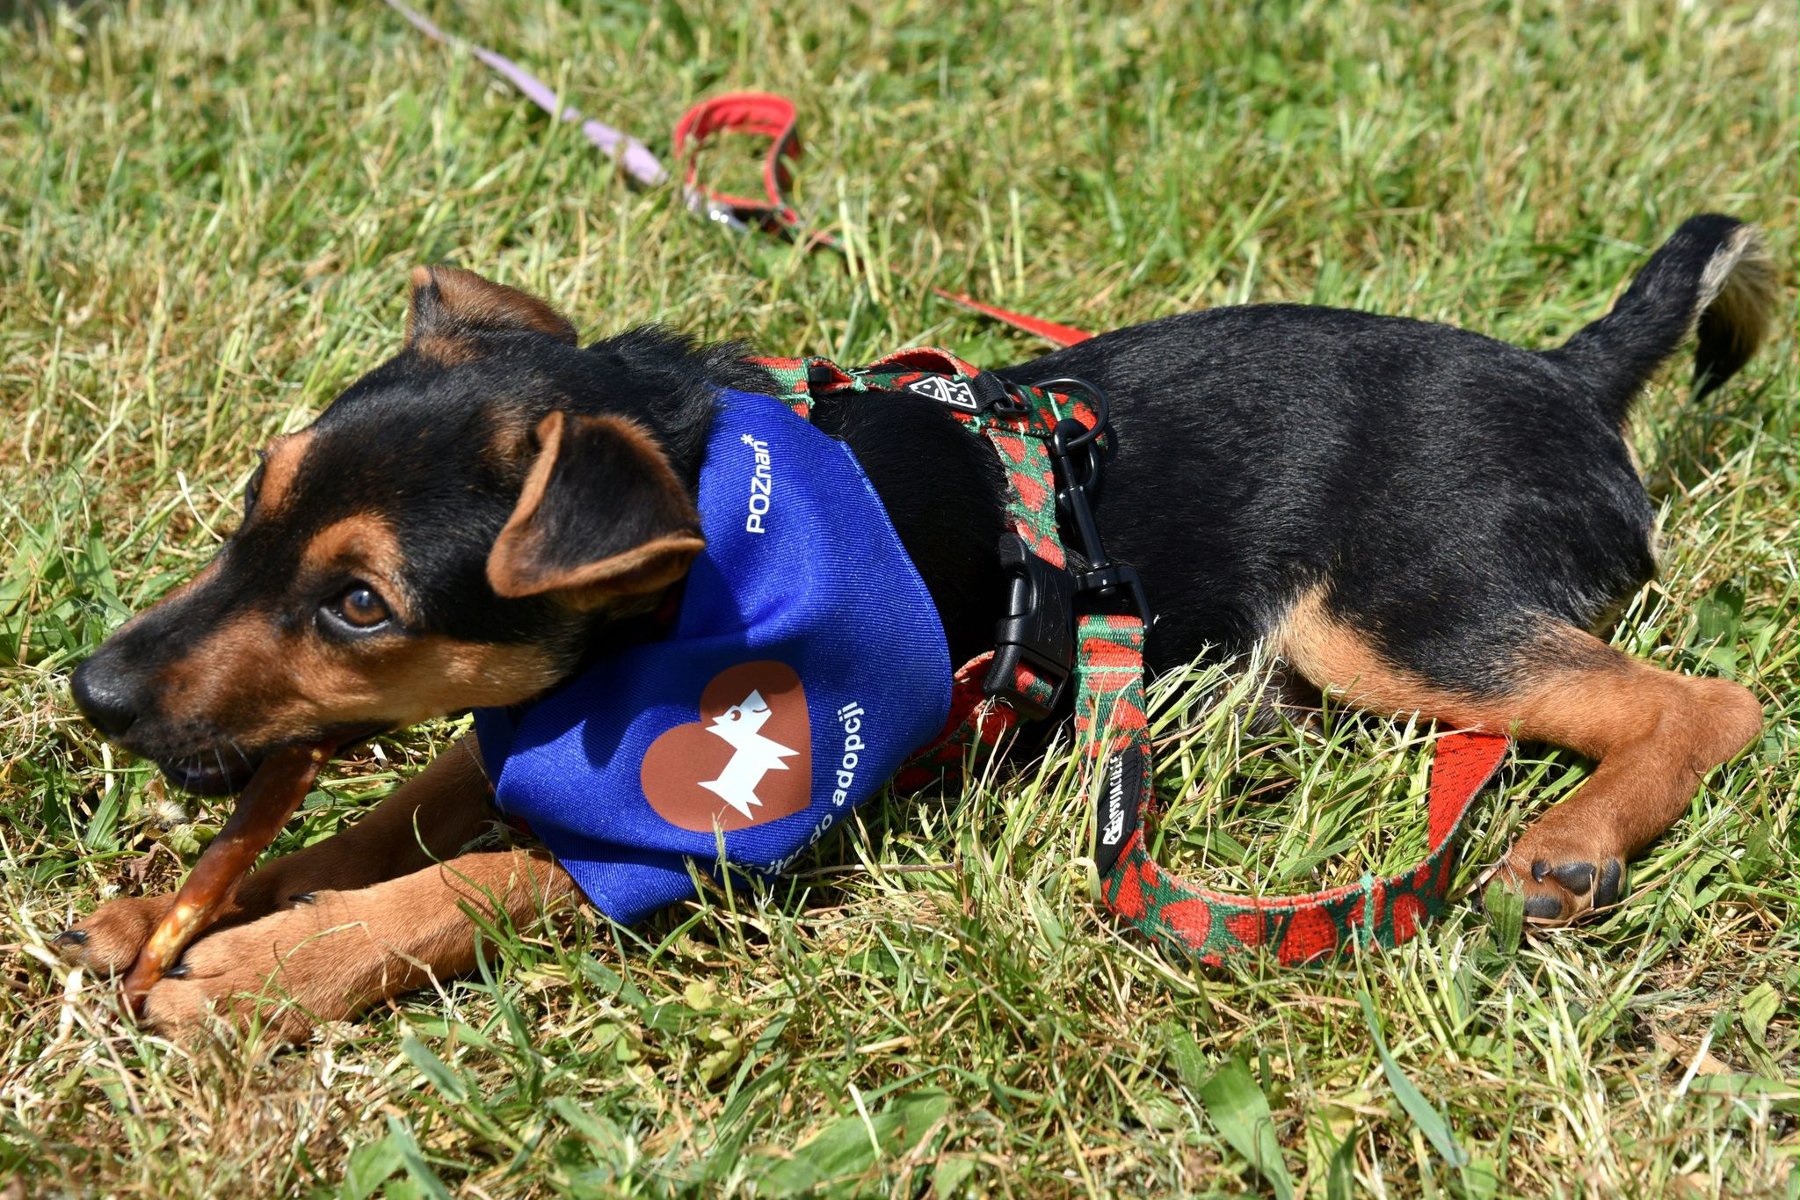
xmin=121 ymin=743 xmax=329 ymax=1010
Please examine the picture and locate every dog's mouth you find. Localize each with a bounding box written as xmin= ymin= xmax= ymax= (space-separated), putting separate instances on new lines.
xmin=153 ymin=725 xmax=387 ymax=796
xmin=156 ymin=752 xmax=263 ymax=796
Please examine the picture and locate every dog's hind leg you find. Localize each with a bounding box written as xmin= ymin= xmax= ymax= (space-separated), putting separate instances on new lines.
xmin=57 ymin=734 xmax=495 ymax=973
xmin=1275 ymin=594 xmax=1762 ymax=922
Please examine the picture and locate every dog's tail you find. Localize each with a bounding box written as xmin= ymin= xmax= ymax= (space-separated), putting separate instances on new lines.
xmin=1554 ymin=214 xmax=1776 ymax=424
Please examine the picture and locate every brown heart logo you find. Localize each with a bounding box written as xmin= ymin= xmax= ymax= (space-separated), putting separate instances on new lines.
xmin=640 ymin=660 xmax=813 ymax=833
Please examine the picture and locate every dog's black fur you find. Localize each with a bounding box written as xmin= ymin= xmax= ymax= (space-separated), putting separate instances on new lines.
xmin=69 ymin=215 xmax=1772 ymax=966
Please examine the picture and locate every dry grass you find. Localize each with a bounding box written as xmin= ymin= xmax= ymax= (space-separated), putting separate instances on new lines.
xmin=1 ymin=0 xmax=1795 ymax=1196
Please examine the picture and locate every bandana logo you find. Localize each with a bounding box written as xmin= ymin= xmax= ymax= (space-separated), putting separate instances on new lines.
xmin=699 ymin=689 xmax=799 ymax=817
xmin=741 ymin=433 xmax=773 ymax=533
xmin=642 ymin=661 xmax=813 ymax=832
xmin=906 ymin=375 xmax=979 ymax=412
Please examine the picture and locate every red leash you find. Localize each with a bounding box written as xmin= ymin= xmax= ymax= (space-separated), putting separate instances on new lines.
xmin=672 ymin=92 xmax=1093 ymax=347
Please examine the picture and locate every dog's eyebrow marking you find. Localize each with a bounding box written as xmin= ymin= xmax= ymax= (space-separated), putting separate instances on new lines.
xmin=483 ymin=406 xmax=536 ymax=473
xmin=255 ymin=431 xmax=315 ymax=517
xmin=301 ymin=515 xmax=411 ymax=622
xmin=412 ymin=335 xmax=481 ymax=366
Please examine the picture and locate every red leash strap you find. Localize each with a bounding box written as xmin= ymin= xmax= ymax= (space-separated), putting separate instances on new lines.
xmin=671 ymin=92 xmax=809 ymax=235
xmin=672 ymin=92 xmax=1091 ymax=347
xmin=927 ymin=290 xmax=1094 ymax=349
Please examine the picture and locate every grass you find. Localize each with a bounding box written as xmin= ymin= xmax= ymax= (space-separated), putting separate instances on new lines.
xmin=1 ymin=0 xmax=1795 ymax=1195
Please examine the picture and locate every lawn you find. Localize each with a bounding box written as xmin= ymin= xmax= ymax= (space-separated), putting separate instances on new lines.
xmin=1 ymin=0 xmax=1794 ymax=1196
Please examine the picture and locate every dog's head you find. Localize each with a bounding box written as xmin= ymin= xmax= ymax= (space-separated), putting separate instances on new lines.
xmin=72 ymin=267 xmax=733 ymax=793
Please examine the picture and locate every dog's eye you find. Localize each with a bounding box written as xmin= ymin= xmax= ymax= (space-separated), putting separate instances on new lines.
xmin=324 ymin=584 xmax=392 ymax=631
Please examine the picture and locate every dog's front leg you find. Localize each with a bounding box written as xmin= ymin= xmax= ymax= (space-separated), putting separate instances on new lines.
xmin=136 ymin=848 xmax=575 ymax=1042
xmin=55 ymin=734 xmax=495 ymax=974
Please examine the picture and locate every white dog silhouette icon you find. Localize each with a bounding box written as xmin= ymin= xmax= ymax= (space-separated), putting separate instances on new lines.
xmin=698 ymin=689 xmax=801 ymax=818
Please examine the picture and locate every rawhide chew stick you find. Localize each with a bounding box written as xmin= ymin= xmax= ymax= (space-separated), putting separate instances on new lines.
xmin=121 ymin=743 xmax=328 ymax=1010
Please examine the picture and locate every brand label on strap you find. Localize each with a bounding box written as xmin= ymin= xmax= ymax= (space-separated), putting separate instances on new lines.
xmin=1091 ymin=744 xmax=1145 ymax=875
xmin=906 ymin=375 xmax=981 ymax=411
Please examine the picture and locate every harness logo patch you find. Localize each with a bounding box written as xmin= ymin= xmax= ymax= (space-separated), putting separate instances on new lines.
xmin=641 ymin=661 xmax=812 ymax=832
xmin=906 ymin=375 xmax=979 ymax=411
xmin=1090 ymin=744 xmax=1144 ymax=876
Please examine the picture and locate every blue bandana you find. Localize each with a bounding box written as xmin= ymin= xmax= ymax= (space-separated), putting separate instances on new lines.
xmin=472 ymin=389 xmax=953 ymax=924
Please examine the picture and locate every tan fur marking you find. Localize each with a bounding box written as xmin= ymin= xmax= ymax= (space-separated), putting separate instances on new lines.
xmin=1274 ymin=590 xmax=1758 ymax=762
xmin=483 ymin=406 xmax=536 ymax=473
xmin=255 ymin=431 xmax=315 ymax=517
xmin=300 ymin=514 xmax=411 ymax=624
xmin=137 ymin=848 xmax=576 ymax=1041
xmin=62 ymin=736 xmax=498 ymax=976
xmin=156 ymin=615 xmax=565 ymax=745
xmin=1274 ymin=589 xmax=1762 ymax=915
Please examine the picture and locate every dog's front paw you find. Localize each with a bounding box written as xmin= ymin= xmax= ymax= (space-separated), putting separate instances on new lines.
xmin=135 ymin=892 xmax=404 ymax=1044
xmin=53 ymin=894 xmax=177 ymax=974
xmin=1487 ymin=841 xmax=1626 ymax=925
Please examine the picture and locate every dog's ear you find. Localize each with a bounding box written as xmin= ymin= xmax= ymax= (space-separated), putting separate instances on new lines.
xmin=407 ymin=265 xmax=578 ymax=348
xmin=487 ymin=412 xmax=704 ymax=608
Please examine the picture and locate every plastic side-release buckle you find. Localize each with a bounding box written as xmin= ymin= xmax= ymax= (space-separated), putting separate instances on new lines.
xmin=983 ymin=533 xmax=1077 ymax=718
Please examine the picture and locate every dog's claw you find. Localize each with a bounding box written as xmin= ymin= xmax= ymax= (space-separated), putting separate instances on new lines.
xmin=1593 ymin=860 xmax=1624 ymax=908
xmin=289 ymin=892 xmax=315 ymax=905
xmin=162 ymin=962 xmax=191 ymax=980
xmin=52 ymin=929 xmax=88 ymax=950
xmin=1523 ymin=893 xmax=1566 ymax=920
xmin=1547 ymin=862 xmax=1595 ymax=895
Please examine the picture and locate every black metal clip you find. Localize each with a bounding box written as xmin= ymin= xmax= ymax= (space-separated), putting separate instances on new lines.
xmin=1037 ymin=377 xmax=1153 ymax=625
xmin=982 ymin=533 xmax=1078 ymax=717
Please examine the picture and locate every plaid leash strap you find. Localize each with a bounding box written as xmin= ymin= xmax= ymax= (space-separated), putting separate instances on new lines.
xmin=753 ymin=348 xmax=1087 ymax=753
xmin=1080 ymin=621 xmax=1511 ymax=963
xmin=760 ymin=350 xmax=1512 ymax=965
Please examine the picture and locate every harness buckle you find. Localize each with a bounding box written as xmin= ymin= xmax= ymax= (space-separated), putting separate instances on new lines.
xmin=983 ymin=533 xmax=1077 ymax=718
xmin=1040 ymin=392 xmax=1156 ymax=627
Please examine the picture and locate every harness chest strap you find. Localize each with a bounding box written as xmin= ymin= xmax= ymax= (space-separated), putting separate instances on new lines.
xmin=758 ymin=348 xmax=1512 ymax=965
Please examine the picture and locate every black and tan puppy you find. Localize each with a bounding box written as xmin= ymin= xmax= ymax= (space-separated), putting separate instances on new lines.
xmin=60 ymin=215 xmax=1771 ymax=1039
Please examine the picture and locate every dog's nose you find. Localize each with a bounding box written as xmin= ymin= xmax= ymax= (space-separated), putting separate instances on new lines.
xmin=71 ymin=656 xmax=144 ymax=737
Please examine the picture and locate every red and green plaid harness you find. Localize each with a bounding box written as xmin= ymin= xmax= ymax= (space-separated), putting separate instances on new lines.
xmin=753 ymin=348 xmax=1511 ymax=965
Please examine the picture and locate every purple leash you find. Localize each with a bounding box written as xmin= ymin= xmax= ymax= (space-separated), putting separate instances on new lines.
xmin=383 ymin=0 xmax=668 ymax=188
